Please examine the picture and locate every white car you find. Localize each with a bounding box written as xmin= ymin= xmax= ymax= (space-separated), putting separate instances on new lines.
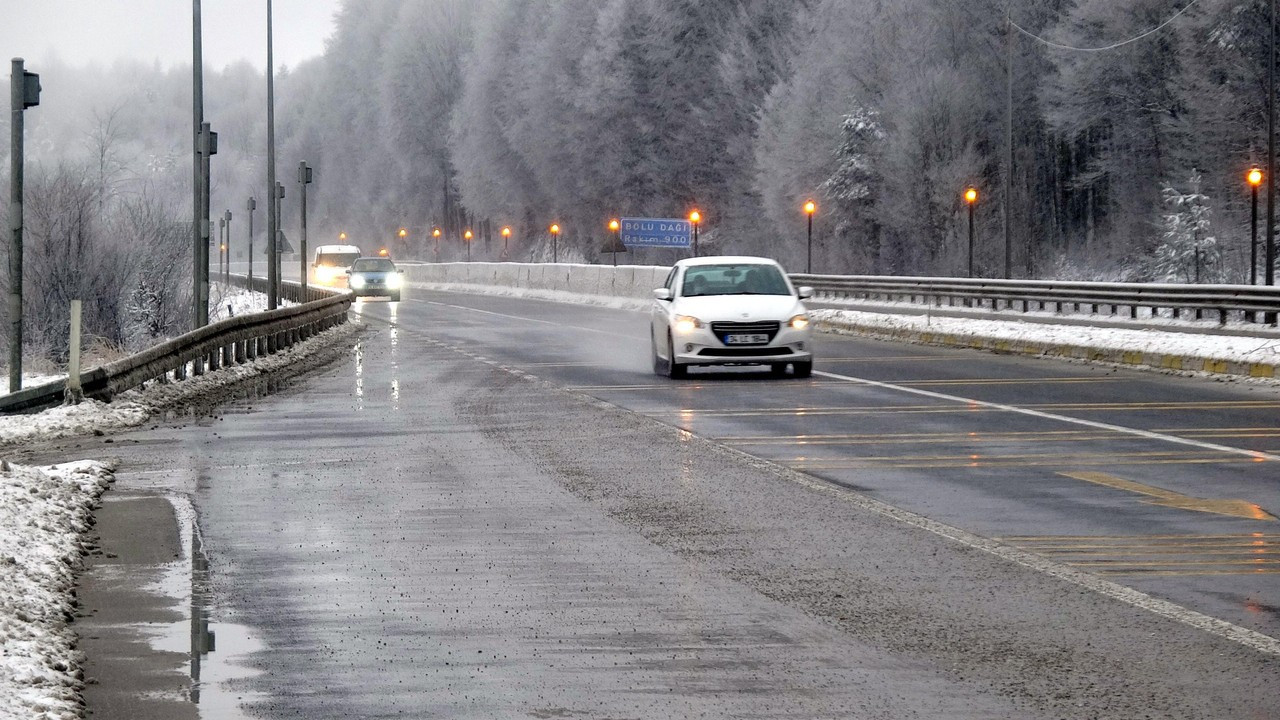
xmin=651 ymin=256 xmax=814 ymax=378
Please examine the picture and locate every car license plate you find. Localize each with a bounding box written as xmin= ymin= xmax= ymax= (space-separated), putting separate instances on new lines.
xmin=725 ymin=333 xmax=768 ymax=345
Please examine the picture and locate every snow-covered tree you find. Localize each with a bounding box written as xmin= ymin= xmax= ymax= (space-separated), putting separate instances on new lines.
xmin=1153 ymin=170 xmax=1218 ymax=283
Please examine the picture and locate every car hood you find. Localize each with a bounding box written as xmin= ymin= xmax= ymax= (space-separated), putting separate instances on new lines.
xmin=673 ymin=294 xmax=805 ymax=321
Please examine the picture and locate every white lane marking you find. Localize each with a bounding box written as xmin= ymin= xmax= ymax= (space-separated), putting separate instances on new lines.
xmin=813 ymin=369 xmax=1280 ymax=463
xmin=364 ymin=317 xmax=1280 ymax=656
xmin=757 ymin=454 xmax=1280 ymax=656
xmin=404 ymin=297 xmax=636 ymax=339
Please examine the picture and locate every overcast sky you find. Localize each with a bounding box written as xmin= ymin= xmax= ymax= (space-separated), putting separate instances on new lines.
xmin=0 ymin=0 xmax=343 ymax=72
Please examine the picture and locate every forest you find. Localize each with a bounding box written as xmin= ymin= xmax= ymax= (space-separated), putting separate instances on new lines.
xmin=0 ymin=0 xmax=1275 ymax=365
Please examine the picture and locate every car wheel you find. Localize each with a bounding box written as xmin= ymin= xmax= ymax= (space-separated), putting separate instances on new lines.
xmin=666 ymin=333 xmax=687 ymax=379
xmin=793 ymin=361 xmax=813 ymax=378
xmin=769 ymin=363 xmax=788 ymax=377
xmin=651 ymin=332 xmax=666 ymax=376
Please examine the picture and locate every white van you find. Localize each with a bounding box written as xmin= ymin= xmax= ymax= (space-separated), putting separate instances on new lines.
xmin=312 ymin=244 xmax=363 ymax=286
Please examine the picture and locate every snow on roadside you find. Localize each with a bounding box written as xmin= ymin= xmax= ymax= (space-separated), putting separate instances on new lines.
xmin=0 ymin=319 xmax=361 ymax=449
xmin=811 ymin=308 xmax=1280 ymax=366
xmin=0 ymin=374 xmax=66 ymax=400
xmin=0 ymin=459 xmax=113 ymax=720
xmin=208 ymin=282 xmax=294 ymax=322
xmin=407 ymin=280 xmax=1280 ymax=370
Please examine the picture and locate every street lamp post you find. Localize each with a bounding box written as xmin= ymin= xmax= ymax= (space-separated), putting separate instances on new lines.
xmin=217 ymin=216 xmax=225 ymax=281
xmin=1250 ymin=167 xmax=1263 ymax=286
xmin=298 ymin=161 xmax=311 ymax=292
xmin=550 ymin=223 xmax=560 ymax=263
xmin=223 ymin=209 xmax=232 ymax=286
xmin=609 ymin=219 xmax=621 ymax=267
xmin=803 ymin=200 xmax=816 ymax=273
xmin=689 ymin=210 xmax=700 ymax=257
xmin=432 ymin=227 xmax=441 ymax=259
xmin=965 ymin=187 xmax=978 ymax=278
xmin=464 ymin=229 xmax=473 ymax=262
xmin=246 ymin=197 xmax=255 ymax=284
xmin=501 ymin=226 xmax=511 ymax=260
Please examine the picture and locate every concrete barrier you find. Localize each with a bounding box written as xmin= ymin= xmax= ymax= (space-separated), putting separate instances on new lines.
xmin=402 ymin=262 xmax=670 ymax=308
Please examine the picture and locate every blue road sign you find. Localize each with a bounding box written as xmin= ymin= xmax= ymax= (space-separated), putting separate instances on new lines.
xmin=620 ymin=218 xmax=691 ymax=249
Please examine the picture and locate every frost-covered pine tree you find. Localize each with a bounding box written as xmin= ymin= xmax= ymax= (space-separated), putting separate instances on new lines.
xmin=1153 ymin=170 xmax=1218 ymax=283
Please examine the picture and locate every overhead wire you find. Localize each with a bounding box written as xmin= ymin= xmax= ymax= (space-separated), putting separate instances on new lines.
xmin=1009 ymin=0 xmax=1200 ymax=52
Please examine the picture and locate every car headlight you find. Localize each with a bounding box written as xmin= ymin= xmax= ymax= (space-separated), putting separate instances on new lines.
xmin=674 ymin=315 xmax=703 ymax=334
xmin=386 ymin=273 xmax=403 ymax=289
xmin=788 ymin=314 xmax=810 ymax=330
xmin=349 ymin=275 xmax=366 ymax=289
xmin=316 ymin=266 xmax=336 ymax=282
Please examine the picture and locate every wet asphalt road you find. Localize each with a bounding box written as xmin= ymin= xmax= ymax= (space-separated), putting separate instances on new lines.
xmin=52 ymin=288 xmax=1280 ymax=717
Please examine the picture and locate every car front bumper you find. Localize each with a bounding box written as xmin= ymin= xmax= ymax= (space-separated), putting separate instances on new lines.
xmin=670 ymin=325 xmax=813 ymax=366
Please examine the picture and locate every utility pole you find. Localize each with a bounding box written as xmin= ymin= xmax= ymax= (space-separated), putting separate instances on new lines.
xmin=1267 ymin=0 xmax=1277 ymax=295
xmin=192 ymin=0 xmax=206 ymax=328
xmin=266 ymin=0 xmax=278 ymax=309
xmin=198 ymin=122 xmax=216 ymax=323
xmin=298 ymin=161 xmax=312 ymax=292
xmin=247 ymin=196 xmax=256 ymax=285
xmin=1004 ymin=6 xmax=1013 ymax=280
xmin=9 ymin=58 xmax=40 ymax=393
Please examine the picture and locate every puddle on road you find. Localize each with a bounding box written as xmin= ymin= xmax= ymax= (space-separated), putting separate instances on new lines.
xmin=139 ymin=496 xmax=268 ymax=719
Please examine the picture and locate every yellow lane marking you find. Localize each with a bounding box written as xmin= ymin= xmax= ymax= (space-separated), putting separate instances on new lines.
xmin=1072 ymin=559 xmax=1280 ymax=567
xmin=788 ymin=457 xmax=1252 ymax=470
xmin=1002 ymin=534 xmax=1280 ymax=576
xmin=1060 ymin=471 xmax=1276 ymax=521
xmin=719 ymin=428 xmax=1280 ymax=446
xmin=721 ymin=429 xmax=1126 ymax=445
xmin=1003 ymin=533 xmax=1280 ymax=541
xmin=665 ymin=400 xmax=1280 ymax=418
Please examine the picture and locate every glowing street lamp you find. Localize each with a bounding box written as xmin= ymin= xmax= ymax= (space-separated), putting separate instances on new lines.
xmin=803 ymin=200 xmax=817 ymax=273
xmin=689 ymin=209 xmax=701 ymax=257
xmin=965 ymin=187 xmax=979 ymax=278
xmin=339 ymin=232 xmax=347 ymax=241
xmin=501 ymin=226 xmax=511 ymax=260
xmin=464 ymin=229 xmax=473 ymax=262
xmin=550 ymin=223 xmax=561 ymax=263
xmin=1250 ymin=167 xmax=1264 ymax=286
xmin=609 ymin=218 xmax=621 ymax=266
xmin=432 ymin=227 xmax=442 ymax=259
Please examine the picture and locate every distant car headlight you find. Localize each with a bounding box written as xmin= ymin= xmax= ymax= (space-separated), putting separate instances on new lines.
xmin=674 ymin=315 xmax=703 ymax=334
xmin=316 ymin=266 xmax=337 ymax=282
xmin=788 ymin=314 xmax=810 ymax=330
xmin=386 ymin=273 xmax=403 ymax=289
xmin=349 ymin=275 xmax=366 ymax=289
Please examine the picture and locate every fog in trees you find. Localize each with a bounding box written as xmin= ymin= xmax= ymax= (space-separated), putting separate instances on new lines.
xmin=3 ymin=0 xmax=1275 ymax=367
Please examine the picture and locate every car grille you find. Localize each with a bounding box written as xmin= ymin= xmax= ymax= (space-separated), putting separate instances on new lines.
xmin=698 ymin=347 xmax=792 ymax=357
xmin=710 ymin=321 xmax=780 ymax=345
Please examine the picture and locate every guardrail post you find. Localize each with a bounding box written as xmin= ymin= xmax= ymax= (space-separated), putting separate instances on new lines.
xmin=222 ymin=342 xmax=233 ymax=366
xmin=207 ymin=347 xmax=220 ymax=371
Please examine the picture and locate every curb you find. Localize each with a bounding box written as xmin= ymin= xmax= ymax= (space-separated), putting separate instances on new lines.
xmin=815 ymin=318 xmax=1279 ymax=380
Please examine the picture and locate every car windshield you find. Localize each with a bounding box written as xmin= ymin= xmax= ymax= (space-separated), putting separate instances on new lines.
xmin=352 ymin=258 xmax=395 ymax=272
xmin=316 ymin=252 xmax=362 ymax=267
xmin=682 ymin=264 xmax=790 ymax=297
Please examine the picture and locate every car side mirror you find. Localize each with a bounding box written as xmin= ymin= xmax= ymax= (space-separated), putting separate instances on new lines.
xmin=797 ymin=286 xmax=813 ymax=299
xmin=653 ymin=288 xmax=672 ymax=301
xmin=345 ymin=269 xmax=352 ymax=275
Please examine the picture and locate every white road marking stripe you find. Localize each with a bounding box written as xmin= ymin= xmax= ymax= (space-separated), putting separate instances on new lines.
xmin=813 ymin=369 xmax=1280 ymax=463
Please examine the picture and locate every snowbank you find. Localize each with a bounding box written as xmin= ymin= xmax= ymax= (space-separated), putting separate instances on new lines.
xmin=0 ymin=460 xmax=113 ymax=720
xmin=812 ymin=308 xmax=1280 ymax=375
xmin=0 ymin=320 xmax=361 ymax=449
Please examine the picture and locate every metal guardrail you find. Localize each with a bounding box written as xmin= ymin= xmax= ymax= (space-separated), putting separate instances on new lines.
xmin=790 ymin=274 xmax=1280 ymax=326
xmin=1 ymin=277 xmax=351 ymax=415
